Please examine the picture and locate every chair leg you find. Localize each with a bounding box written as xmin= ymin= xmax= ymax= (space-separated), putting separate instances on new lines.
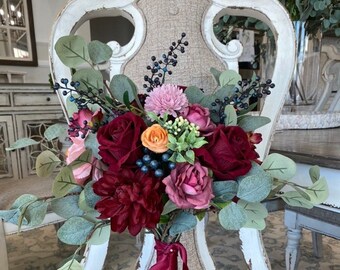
xmin=312 ymin=231 xmax=323 ymax=258
xmin=285 ymin=227 xmax=302 ymax=270
xmin=0 ymin=220 xmax=9 ymax=270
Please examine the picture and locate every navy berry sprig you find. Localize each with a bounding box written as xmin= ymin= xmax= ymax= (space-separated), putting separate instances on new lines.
xmin=143 ymin=32 xmax=188 ymax=92
xmin=211 ymin=77 xmax=275 ymax=123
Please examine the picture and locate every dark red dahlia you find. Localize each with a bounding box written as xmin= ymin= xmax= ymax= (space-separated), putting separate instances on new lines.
xmin=93 ymin=168 xmax=163 ymax=236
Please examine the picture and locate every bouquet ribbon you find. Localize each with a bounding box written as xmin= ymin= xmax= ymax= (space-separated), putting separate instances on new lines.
xmin=150 ymin=239 xmax=189 ymax=270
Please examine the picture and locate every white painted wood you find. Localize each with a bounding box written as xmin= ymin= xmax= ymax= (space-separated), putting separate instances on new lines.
xmin=202 ymin=1 xmax=296 ymax=269
xmin=49 ymin=0 xmax=295 ymax=268
xmin=49 ymin=0 xmax=146 ymax=109
xmin=284 ymin=207 xmax=340 ymax=270
xmin=314 ymin=44 xmax=340 ymax=112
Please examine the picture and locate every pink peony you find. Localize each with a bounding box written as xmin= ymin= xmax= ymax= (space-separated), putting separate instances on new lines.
xmin=163 ymin=162 xmax=214 ymax=209
xmin=144 ymin=84 xmax=188 ymax=117
xmin=66 ymin=136 xmax=92 ymax=185
xmin=181 ymin=104 xmax=216 ymax=136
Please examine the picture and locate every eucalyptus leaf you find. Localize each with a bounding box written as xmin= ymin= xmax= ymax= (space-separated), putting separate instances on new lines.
xmin=243 ymin=218 xmax=266 ymax=230
xmin=51 ymin=195 xmax=84 ymax=219
xmin=212 ymin=181 xmax=238 ymax=201
xmin=87 ymin=225 xmax=110 ymax=245
xmin=261 ymin=153 xmax=296 ymax=180
xmin=72 ymin=68 xmax=104 ymax=92
xmin=237 ymin=115 xmax=271 ymax=132
xmin=237 ymin=162 xmax=272 ymax=202
xmin=237 ymin=199 xmax=268 ymax=220
xmin=185 ymin=150 xmax=195 ymax=164
xmin=162 ymin=200 xmax=179 ymax=215
xmin=88 ymin=40 xmax=113 ymax=64
xmin=69 ymin=149 xmax=92 ymax=169
xmin=55 ymin=35 xmax=90 ymax=68
xmin=184 ymin=86 xmax=204 ymax=104
xmin=57 ymin=216 xmax=94 ymax=245
xmin=304 ymin=177 xmax=329 ymax=205
xmin=210 ymin=67 xmax=222 ymax=84
xmin=224 ymin=105 xmax=237 ymax=126
xmin=218 ymin=203 xmax=247 ymax=230
xmin=58 ymin=259 xmax=84 ymax=270
xmin=84 ymin=181 xmax=101 ymax=209
xmin=309 ymin=165 xmax=320 ymax=183
xmin=6 ymin=138 xmax=39 ymax=151
xmin=78 ymin=190 xmax=93 ymax=212
xmin=36 ymin=150 xmax=61 ymax=177
xmin=24 ymin=201 xmax=48 ymax=227
xmin=169 ymin=211 xmax=197 ymax=236
xmin=0 ymin=209 xmax=20 ymax=224
xmin=219 ymin=70 xmax=242 ymax=87
xmin=85 ymin=133 xmax=100 ymax=159
xmin=110 ymin=74 xmax=137 ymax=104
xmin=44 ymin=123 xmax=68 ymax=141
xmin=278 ymin=191 xmax=314 ymax=209
xmin=52 ymin=166 xmax=77 ymax=198
xmin=66 ymin=94 xmax=79 ymax=117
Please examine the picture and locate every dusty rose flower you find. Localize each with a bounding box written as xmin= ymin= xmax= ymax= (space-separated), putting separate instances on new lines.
xmin=66 ymin=137 xmax=92 ymax=185
xmin=69 ymin=108 xmax=103 ymax=137
xmin=144 ymin=84 xmax=188 ymax=117
xmin=163 ymin=162 xmax=214 ymax=209
xmin=181 ymin=104 xmax=216 ymax=136
xmin=92 ymin=159 xmax=107 ymax=182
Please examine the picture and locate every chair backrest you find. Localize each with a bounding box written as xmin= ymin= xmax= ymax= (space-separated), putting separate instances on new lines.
xmin=49 ymin=0 xmax=295 ymax=269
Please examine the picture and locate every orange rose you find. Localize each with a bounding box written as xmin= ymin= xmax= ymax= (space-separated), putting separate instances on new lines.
xmin=141 ymin=124 xmax=168 ymax=153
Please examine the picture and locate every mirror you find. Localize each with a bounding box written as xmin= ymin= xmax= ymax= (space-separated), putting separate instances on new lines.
xmin=0 ymin=0 xmax=37 ymax=66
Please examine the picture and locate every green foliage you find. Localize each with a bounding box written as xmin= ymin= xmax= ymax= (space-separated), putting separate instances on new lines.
xmin=84 ymin=133 xmax=100 ymax=159
xmin=58 ymin=259 xmax=84 ymax=270
xmin=218 ymin=203 xmax=247 ymax=230
xmin=6 ymin=138 xmax=39 ymax=151
xmin=224 ymin=105 xmax=237 ymax=126
xmin=162 ymin=200 xmax=179 ymax=215
xmin=44 ymin=123 xmax=68 ymax=141
xmin=304 ymin=177 xmax=329 ymax=204
xmin=184 ymin=86 xmax=204 ymax=104
xmin=237 ymin=199 xmax=268 ymax=230
xmin=52 ymin=166 xmax=77 ymax=198
xmin=237 ymin=115 xmax=271 ymax=132
xmin=36 ymin=150 xmax=61 ymax=177
xmin=84 ymin=181 xmax=101 ymax=209
xmin=212 ymin=181 xmax=238 ymax=202
xmin=88 ymin=40 xmax=113 ymax=64
xmin=69 ymin=149 xmax=92 ymax=169
xmin=109 ymin=74 xmax=138 ymax=105
xmin=55 ymin=35 xmax=90 ymax=68
xmin=219 ymin=70 xmax=242 ymax=87
xmin=57 ymin=216 xmax=94 ymax=245
xmin=72 ymin=68 xmax=104 ymax=92
xmin=87 ymin=224 xmax=111 ymax=245
xmin=169 ymin=211 xmax=197 ymax=236
xmin=309 ymin=165 xmax=320 ymax=183
xmin=51 ymin=195 xmax=84 ymax=219
xmin=261 ymin=153 xmax=297 ymax=180
xmin=237 ymin=162 xmax=273 ymax=202
xmin=278 ymin=191 xmax=314 ymax=208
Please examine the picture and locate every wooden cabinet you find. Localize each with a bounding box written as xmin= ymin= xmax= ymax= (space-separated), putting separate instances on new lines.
xmin=0 ymin=84 xmax=63 ymax=182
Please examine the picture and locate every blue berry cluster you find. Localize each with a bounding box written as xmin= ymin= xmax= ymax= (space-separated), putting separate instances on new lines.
xmin=53 ymin=78 xmax=109 ymax=112
xmin=143 ymin=32 xmax=188 ymax=92
xmin=136 ymin=148 xmax=176 ymax=178
xmin=211 ymin=77 xmax=275 ymax=123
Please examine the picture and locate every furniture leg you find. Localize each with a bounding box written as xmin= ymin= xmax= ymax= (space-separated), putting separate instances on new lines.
xmin=312 ymin=231 xmax=323 ymax=258
xmin=285 ymin=227 xmax=302 ymax=270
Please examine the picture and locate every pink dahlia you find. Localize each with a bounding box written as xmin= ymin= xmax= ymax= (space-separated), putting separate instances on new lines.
xmin=144 ymin=84 xmax=188 ymax=117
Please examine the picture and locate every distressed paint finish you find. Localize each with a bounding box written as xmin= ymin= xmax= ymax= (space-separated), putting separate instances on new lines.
xmin=49 ymin=0 xmax=295 ymax=269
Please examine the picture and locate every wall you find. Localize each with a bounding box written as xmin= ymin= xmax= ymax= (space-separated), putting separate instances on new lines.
xmin=0 ymin=0 xmax=68 ymax=84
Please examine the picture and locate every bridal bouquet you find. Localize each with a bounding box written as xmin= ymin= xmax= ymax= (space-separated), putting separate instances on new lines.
xmin=1 ymin=33 xmax=328 ymax=269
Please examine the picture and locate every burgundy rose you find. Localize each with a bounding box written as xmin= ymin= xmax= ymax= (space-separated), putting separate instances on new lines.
xmin=194 ymin=125 xmax=259 ymax=180
xmin=163 ymin=162 xmax=214 ymax=209
xmin=97 ymin=112 xmax=147 ymax=169
xmin=93 ymin=169 xmax=163 ymax=236
xmin=181 ymin=104 xmax=216 ymax=136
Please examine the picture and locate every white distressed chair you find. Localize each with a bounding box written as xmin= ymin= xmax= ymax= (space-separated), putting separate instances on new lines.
xmin=48 ymin=0 xmax=295 ymax=269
